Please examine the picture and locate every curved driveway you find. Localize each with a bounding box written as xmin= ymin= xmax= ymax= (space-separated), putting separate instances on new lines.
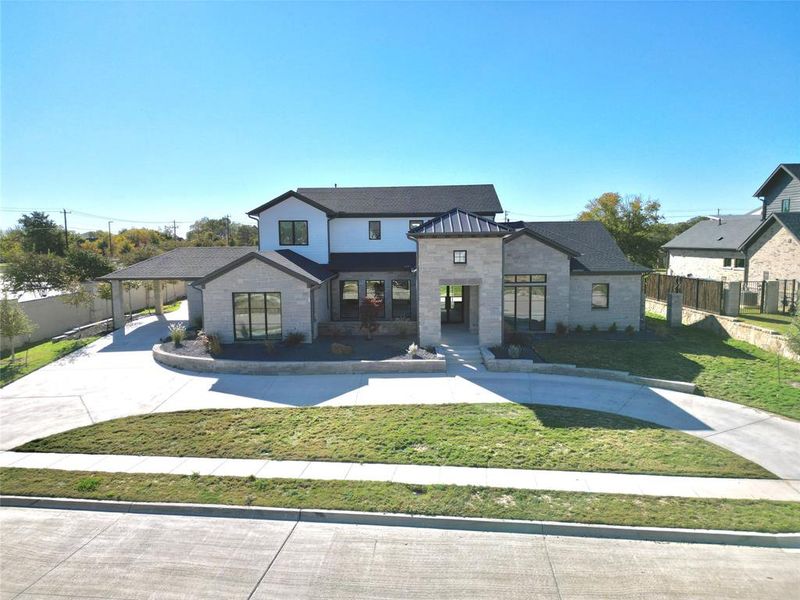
xmin=2 ymin=303 xmax=799 ymax=479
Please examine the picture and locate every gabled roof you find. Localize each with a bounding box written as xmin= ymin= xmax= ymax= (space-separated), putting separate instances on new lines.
xmin=507 ymin=221 xmax=650 ymax=273
xmin=740 ymin=212 xmax=800 ymax=250
xmin=192 ymin=250 xmax=332 ymax=287
xmin=329 ymin=252 xmax=416 ymax=272
xmin=408 ymin=208 xmax=512 ymax=237
xmin=661 ymin=215 xmax=761 ymax=251
xmin=246 ymin=190 xmax=336 ymax=217
xmin=753 ymin=163 xmax=800 ymax=197
xmin=504 ymin=228 xmax=579 ymax=257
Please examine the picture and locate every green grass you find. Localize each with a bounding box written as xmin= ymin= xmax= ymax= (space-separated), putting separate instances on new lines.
xmin=1 ymin=468 xmax=797 ymax=533
xmin=737 ymin=312 xmax=796 ymax=335
xmin=535 ymin=316 xmax=800 ymax=420
xmin=16 ymin=404 xmax=771 ymax=478
xmin=1 ymin=335 xmax=101 ymax=387
xmin=132 ymin=300 xmax=182 ymax=317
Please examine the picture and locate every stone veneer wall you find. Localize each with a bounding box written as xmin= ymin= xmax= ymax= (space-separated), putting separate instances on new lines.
xmin=667 ymin=249 xmax=746 ymax=281
xmin=746 ymin=221 xmax=800 ymax=281
xmin=416 ymin=237 xmax=504 ymax=346
xmin=569 ymin=274 xmax=643 ymax=331
xmin=200 ymin=257 xmax=313 ymax=344
xmin=503 ymin=234 xmax=571 ymax=333
xmin=646 ymin=298 xmax=798 ymax=361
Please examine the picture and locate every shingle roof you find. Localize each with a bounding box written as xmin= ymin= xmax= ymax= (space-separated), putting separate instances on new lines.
xmin=740 ymin=212 xmax=800 ymax=249
xmin=100 ymin=246 xmax=331 ymax=284
xmin=662 ymin=215 xmax=761 ymax=251
xmin=329 ymin=252 xmax=416 ymax=272
xmin=408 ymin=208 xmax=512 ymax=237
xmin=292 ymin=184 xmax=502 ymax=216
xmin=753 ymin=163 xmax=800 ymax=197
xmin=508 ymin=221 xmax=650 ymax=273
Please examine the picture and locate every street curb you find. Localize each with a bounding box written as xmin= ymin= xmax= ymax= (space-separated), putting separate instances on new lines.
xmin=2 ymin=495 xmax=797 ymax=549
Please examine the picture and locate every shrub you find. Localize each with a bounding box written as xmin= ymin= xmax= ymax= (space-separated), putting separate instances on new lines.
xmin=555 ymin=322 xmax=568 ymax=336
xmin=76 ymin=476 xmax=101 ymax=492
xmin=359 ymin=297 xmax=383 ymax=340
xmin=589 ymin=324 xmax=599 ymax=334
xmin=168 ymin=323 xmax=186 ymax=346
xmin=285 ymin=331 xmax=306 ymax=346
xmin=507 ymin=344 xmax=522 ymax=359
xmin=608 ymin=322 xmax=618 ymax=333
xmin=407 ymin=342 xmax=419 ymax=356
xmin=574 ymin=324 xmax=584 ymax=334
xmin=331 ymin=342 xmax=353 ymax=355
xmin=504 ymin=330 xmax=532 ymax=347
xmin=206 ymin=333 xmax=222 ymax=356
xmin=786 ymin=315 xmax=800 ymax=357
xmin=625 ymin=324 xmax=635 ymax=336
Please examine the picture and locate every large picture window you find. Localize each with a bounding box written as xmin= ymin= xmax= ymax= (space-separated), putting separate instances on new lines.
xmin=278 ymin=220 xmax=308 ymax=245
xmin=591 ymin=283 xmax=609 ymax=309
xmin=503 ymin=283 xmax=546 ymax=331
xmin=233 ymin=292 xmax=281 ymax=341
xmin=366 ymin=280 xmax=385 ymax=318
xmin=340 ymin=280 xmax=359 ymax=320
xmin=392 ymin=279 xmax=412 ymax=319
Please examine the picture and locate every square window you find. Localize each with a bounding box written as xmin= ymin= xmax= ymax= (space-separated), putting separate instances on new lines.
xmin=278 ymin=221 xmax=308 ymax=245
xmin=409 ymin=219 xmax=423 ymax=230
xmin=723 ymin=258 xmax=732 ymax=268
xmin=453 ymin=250 xmax=467 ymax=264
xmin=591 ymin=283 xmax=609 ymax=309
xmin=369 ymin=221 xmax=381 ymax=240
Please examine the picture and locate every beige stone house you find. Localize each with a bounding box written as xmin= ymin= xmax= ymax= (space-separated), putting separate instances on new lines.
xmin=101 ymin=185 xmax=648 ymax=346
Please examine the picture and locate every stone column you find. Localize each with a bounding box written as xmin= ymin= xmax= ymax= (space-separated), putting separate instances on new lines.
xmin=111 ymin=280 xmax=125 ymax=330
xmin=666 ymin=292 xmax=683 ymax=327
xmin=153 ymin=280 xmax=164 ymax=315
xmin=763 ymin=280 xmax=779 ymax=314
xmin=722 ymin=282 xmax=741 ymax=317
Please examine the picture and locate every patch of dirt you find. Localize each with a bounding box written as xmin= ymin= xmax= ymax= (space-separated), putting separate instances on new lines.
xmin=494 ymin=494 xmax=516 ymax=507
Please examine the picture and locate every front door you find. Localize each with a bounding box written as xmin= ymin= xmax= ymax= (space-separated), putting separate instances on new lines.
xmin=440 ymin=285 xmax=464 ymax=324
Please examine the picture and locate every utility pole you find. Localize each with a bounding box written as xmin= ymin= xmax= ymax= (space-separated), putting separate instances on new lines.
xmin=61 ymin=209 xmax=71 ymax=249
xmin=108 ymin=221 xmax=114 ymax=257
xmin=172 ymin=220 xmax=178 ymax=239
xmin=225 ymin=214 xmax=231 ymax=246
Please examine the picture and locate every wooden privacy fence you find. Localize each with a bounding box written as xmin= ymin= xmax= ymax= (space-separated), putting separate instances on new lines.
xmin=645 ymin=273 xmax=724 ymax=314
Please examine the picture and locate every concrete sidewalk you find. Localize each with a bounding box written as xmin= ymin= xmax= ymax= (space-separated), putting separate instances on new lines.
xmin=3 ymin=451 xmax=799 ymax=501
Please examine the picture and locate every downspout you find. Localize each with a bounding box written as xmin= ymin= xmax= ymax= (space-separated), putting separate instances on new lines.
xmin=248 ymin=214 xmax=260 ymax=250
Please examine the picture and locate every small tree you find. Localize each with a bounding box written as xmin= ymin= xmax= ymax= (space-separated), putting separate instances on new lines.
xmin=359 ymin=297 xmax=382 ymax=340
xmin=60 ymin=281 xmax=95 ymax=338
xmin=0 ymin=297 xmax=36 ymax=362
xmin=123 ymin=280 xmax=141 ymax=319
xmin=96 ymin=282 xmax=113 ymax=332
xmin=787 ymin=315 xmax=800 ymax=358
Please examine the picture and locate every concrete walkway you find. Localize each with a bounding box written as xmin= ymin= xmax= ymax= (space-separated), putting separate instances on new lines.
xmin=2 ymin=302 xmax=799 ymax=481
xmin=3 ymin=451 xmax=799 ymax=501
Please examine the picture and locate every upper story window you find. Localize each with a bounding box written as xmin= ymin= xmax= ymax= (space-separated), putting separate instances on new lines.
xmin=409 ymin=219 xmax=423 ymax=230
xmin=453 ymin=250 xmax=467 ymax=264
xmin=591 ymin=283 xmax=609 ymax=309
xmin=278 ymin=220 xmax=308 ymax=246
xmin=369 ymin=220 xmax=381 ymax=240
xmin=781 ymin=198 xmax=791 ymax=212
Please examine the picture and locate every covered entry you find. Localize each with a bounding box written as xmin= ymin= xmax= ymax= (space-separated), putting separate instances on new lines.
xmin=440 ymin=285 xmax=464 ymax=323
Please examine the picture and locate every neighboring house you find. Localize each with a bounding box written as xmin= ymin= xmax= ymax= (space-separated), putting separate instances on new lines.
xmin=101 ymin=185 xmax=648 ymax=346
xmin=663 ymin=163 xmax=800 ymax=282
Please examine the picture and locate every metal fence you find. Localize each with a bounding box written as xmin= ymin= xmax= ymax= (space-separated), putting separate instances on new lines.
xmin=739 ymin=281 xmax=764 ymax=314
xmin=740 ymin=279 xmax=798 ymax=315
xmin=644 ymin=273 xmax=724 ymax=314
xmin=778 ymin=279 xmax=798 ymax=315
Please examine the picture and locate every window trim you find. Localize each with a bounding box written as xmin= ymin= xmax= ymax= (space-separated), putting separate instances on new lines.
xmin=453 ymin=250 xmax=467 ymax=264
xmin=368 ymin=220 xmax=382 ymax=240
xmin=723 ymin=258 xmax=745 ymax=270
xmin=391 ymin=279 xmax=412 ymax=320
xmin=591 ymin=283 xmax=610 ymax=310
xmin=232 ymin=292 xmax=282 ymax=341
xmin=278 ymin=220 xmax=309 ymax=246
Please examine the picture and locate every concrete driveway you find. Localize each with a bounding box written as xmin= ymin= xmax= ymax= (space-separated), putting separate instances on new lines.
xmin=1 ymin=506 xmax=797 ymax=599
xmin=2 ymin=302 xmax=799 ymax=479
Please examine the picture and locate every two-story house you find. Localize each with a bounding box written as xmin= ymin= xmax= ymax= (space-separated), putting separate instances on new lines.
xmin=101 ymin=184 xmax=648 ymax=346
xmin=663 ymin=163 xmax=800 ymax=282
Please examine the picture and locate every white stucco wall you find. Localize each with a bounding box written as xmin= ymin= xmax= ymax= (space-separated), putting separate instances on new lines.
xmin=667 ymin=249 xmax=746 ymax=281
xmin=503 ymin=234 xmax=572 ymax=333
xmin=256 ymin=197 xmax=329 ymax=264
xmin=568 ymin=274 xmax=642 ymax=330
xmin=200 ymin=258 xmax=313 ymax=344
xmin=328 ymin=217 xmax=425 ymax=253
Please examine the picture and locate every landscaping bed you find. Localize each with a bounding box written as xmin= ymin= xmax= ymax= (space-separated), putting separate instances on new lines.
xmin=16 ymin=404 xmax=772 ymax=478
xmin=2 ymin=468 xmax=798 ymax=533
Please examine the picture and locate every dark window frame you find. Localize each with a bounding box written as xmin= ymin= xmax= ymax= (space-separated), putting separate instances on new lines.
xmin=409 ymin=219 xmax=423 ymax=230
xmin=368 ymin=220 xmax=382 ymax=240
xmin=339 ymin=280 xmax=360 ymax=320
xmin=365 ymin=279 xmax=386 ymax=318
xmin=278 ymin=220 xmax=309 ymax=246
xmin=453 ymin=250 xmax=467 ymax=264
xmin=504 ymin=274 xmax=547 ymax=284
xmin=781 ymin=198 xmax=791 ymax=212
xmin=391 ymin=279 xmax=412 ymax=320
xmin=591 ymin=283 xmax=610 ymax=310
xmin=232 ymin=292 xmax=282 ymax=341
xmin=503 ymin=284 xmax=546 ymax=332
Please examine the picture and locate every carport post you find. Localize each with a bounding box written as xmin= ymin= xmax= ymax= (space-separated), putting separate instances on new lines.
xmin=153 ymin=279 xmax=163 ymax=315
xmin=111 ymin=280 xmax=125 ymax=330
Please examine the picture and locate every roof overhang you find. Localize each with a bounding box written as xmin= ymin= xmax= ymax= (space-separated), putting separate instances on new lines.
xmin=246 ymin=190 xmax=336 ymax=217
xmin=191 ymin=252 xmax=330 ymax=288
xmin=739 ymin=213 xmax=800 ymax=250
xmin=753 ymin=164 xmax=800 ymax=197
xmin=504 ymin=228 xmax=580 ymax=257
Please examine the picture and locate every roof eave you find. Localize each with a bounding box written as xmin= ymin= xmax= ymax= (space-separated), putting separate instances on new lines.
xmin=753 ymin=164 xmax=799 ymax=198
xmin=246 ymin=190 xmax=336 ymax=217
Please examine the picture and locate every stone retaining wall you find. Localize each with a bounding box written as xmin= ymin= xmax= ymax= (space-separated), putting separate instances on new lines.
xmin=646 ymin=299 xmax=798 ymax=361
xmin=479 ymin=346 xmax=697 ymax=393
xmin=153 ymin=344 xmax=445 ymax=375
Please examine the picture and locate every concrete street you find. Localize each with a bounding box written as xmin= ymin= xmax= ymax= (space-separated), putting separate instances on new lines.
xmin=1 ymin=302 xmax=799 ymax=479
xmin=1 ymin=505 xmax=798 ymax=599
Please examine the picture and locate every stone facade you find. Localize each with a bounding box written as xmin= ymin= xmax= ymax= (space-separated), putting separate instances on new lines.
xmin=667 ymin=249 xmax=746 ymax=281
xmin=200 ymin=257 xmax=314 ymax=344
xmin=745 ymin=221 xmax=800 ymax=281
xmin=416 ymin=237 xmax=504 ymax=346
xmin=503 ymin=234 xmax=571 ymax=333
xmin=568 ymin=274 xmax=643 ymax=331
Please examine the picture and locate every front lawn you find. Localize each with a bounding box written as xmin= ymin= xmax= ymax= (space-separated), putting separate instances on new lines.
xmin=737 ymin=312 xmax=796 ymax=335
xmin=16 ymin=404 xmax=771 ymax=478
xmin=1 ymin=335 xmax=101 ymax=387
xmin=535 ymin=316 xmax=800 ymax=420
xmin=2 ymin=468 xmax=797 ymax=533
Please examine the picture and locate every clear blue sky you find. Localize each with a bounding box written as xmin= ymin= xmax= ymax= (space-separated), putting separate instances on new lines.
xmin=2 ymin=1 xmax=798 ymax=236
